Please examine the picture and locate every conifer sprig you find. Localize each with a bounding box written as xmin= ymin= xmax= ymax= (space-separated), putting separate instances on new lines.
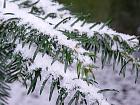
xmin=0 ymin=0 xmax=139 ymax=105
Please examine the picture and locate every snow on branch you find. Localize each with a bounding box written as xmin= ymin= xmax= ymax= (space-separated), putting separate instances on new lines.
xmin=0 ymin=0 xmax=139 ymax=105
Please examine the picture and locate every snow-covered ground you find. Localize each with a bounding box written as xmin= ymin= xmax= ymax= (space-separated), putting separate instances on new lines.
xmin=94 ymin=60 xmax=140 ymax=105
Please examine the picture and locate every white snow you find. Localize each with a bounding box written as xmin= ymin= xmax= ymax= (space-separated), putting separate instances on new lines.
xmin=0 ymin=1 xmax=94 ymax=66
xmin=12 ymin=43 xmax=110 ymax=105
xmin=0 ymin=0 xmax=139 ymax=105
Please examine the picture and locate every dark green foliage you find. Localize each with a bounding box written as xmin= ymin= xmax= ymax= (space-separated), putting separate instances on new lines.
xmin=68 ymin=90 xmax=87 ymax=105
xmin=0 ymin=82 xmax=10 ymax=104
xmin=19 ymin=0 xmax=40 ymax=8
xmin=3 ymin=0 xmax=6 ymax=8
xmin=97 ymin=89 xmax=119 ymax=93
xmin=40 ymin=74 xmax=51 ymax=95
xmin=54 ymin=17 xmax=71 ymax=29
xmin=49 ymin=78 xmax=59 ymax=101
xmin=70 ymin=13 xmax=90 ymax=27
xmin=0 ymin=0 xmax=140 ymax=105
xmin=56 ymin=88 xmax=68 ymax=105
xmin=0 ymin=14 xmax=139 ymax=105
xmin=60 ymin=30 xmax=140 ymax=78
xmin=27 ymin=68 xmax=42 ymax=94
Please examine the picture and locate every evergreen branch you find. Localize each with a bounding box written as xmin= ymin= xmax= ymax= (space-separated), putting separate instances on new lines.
xmin=60 ymin=30 xmax=140 ymax=76
xmin=0 ymin=17 xmax=100 ymax=104
xmin=0 ymin=0 xmax=139 ymax=105
xmin=0 ymin=17 xmax=96 ymax=81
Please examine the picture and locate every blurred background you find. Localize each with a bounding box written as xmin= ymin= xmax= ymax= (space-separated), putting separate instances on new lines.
xmin=58 ymin=0 xmax=140 ymax=36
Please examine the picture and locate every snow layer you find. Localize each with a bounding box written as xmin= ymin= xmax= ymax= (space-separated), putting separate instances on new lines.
xmin=0 ymin=0 xmax=139 ymax=105
xmin=32 ymin=0 xmax=138 ymax=42
xmin=0 ymin=1 xmax=94 ymax=66
xmin=9 ymin=43 xmax=110 ymax=105
xmin=94 ymin=59 xmax=140 ymax=105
